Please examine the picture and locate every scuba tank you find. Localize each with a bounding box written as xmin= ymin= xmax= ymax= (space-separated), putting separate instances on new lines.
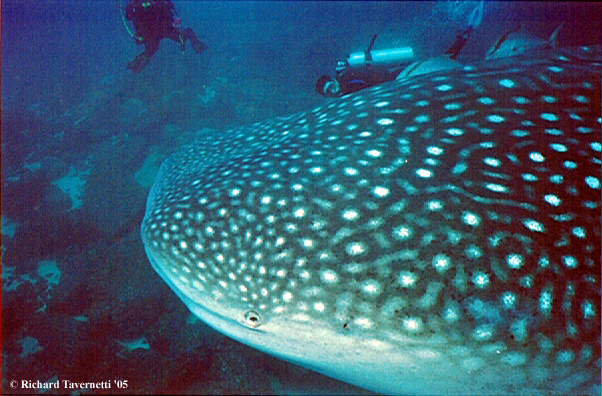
xmin=346 ymin=34 xmax=414 ymax=68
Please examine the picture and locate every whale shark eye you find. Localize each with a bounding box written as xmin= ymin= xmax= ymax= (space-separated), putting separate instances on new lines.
xmin=243 ymin=310 xmax=263 ymax=328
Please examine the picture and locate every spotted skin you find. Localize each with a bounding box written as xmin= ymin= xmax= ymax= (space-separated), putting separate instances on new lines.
xmin=141 ymin=47 xmax=601 ymax=394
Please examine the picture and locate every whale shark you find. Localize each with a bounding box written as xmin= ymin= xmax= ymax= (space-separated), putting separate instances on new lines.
xmin=141 ymin=46 xmax=601 ymax=394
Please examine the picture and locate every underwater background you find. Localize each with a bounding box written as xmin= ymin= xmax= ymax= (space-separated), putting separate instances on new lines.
xmin=2 ymin=1 xmax=601 ymax=394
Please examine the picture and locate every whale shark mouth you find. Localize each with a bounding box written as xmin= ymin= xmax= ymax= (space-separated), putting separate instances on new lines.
xmin=141 ymin=46 xmax=601 ymax=394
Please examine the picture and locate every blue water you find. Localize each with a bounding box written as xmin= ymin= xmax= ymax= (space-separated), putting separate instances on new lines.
xmin=1 ymin=1 xmax=600 ymax=394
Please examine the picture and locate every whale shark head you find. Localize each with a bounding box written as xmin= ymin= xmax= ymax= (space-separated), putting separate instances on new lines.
xmin=141 ymin=46 xmax=601 ymax=394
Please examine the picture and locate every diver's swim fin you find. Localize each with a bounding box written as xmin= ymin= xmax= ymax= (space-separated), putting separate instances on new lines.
xmin=127 ymin=53 xmax=149 ymax=74
xmin=191 ymin=39 xmax=208 ymax=54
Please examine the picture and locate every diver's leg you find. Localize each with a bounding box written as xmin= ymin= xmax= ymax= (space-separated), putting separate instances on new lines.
xmin=144 ymin=39 xmax=160 ymax=58
xmin=444 ymin=26 xmax=472 ymax=60
xmin=165 ymin=28 xmax=186 ymax=51
xmin=127 ymin=39 xmax=160 ymax=73
xmin=171 ymin=27 xmax=207 ymax=54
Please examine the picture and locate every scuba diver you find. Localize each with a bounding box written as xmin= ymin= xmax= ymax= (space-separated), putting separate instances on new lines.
xmin=316 ymin=61 xmax=405 ymax=98
xmin=317 ymin=0 xmax=484 ymax=98
xmin=444 ymin=0 xmax=483 ymax=60
xmin=316 ymin=34 xmax=413 ymax=98
xmin=123 ymin=0 xmax=208 ymax=74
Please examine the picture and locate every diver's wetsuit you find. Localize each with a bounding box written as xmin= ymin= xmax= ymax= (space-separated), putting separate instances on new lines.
xmin=336 ymin=65 xmax=402 ymax=96
xmin=126 ymin=0 xmax=207 ymax=73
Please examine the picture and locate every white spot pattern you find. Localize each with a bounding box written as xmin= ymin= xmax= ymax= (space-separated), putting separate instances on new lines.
xmin=140 ymin=47 xmax=601 ymax=394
